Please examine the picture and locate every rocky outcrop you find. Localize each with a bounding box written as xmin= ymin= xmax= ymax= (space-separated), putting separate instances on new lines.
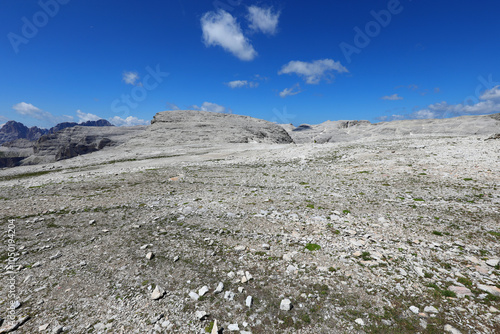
xmin=54 ymin=136 xmax=114 ymax=161
xmin=282 ymin=114 xmax=500 ymax=144
xmin=142 ymin=110 xmax=293 ymax=145
xmin=0 ymin=125 xmax=148 ymax=167
xmin=24 ymin=126 xmax=147 ymax=164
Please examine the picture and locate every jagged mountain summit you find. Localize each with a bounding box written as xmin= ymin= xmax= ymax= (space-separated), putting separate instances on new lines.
xmin=0 ymin=121 xmax=49 ymax=145
xmin=0 ymin=119 xmax=113 ymax=146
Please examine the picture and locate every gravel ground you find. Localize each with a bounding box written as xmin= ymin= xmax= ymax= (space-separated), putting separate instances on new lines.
xmin=0 ymin=135 xmax=499 ymax=333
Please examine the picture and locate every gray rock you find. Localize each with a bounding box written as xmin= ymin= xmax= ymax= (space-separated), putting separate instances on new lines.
xmin=280 ymin=298 xmax=292 ymax=311
xmin=52 ymin=325 xmax=63 ymax=334
xmin=189 ymin=291 xmax=200 ymax=300
xmin=449 ymin=286 xmax=472 ymax=297
xmin=286 ymin=265 xmax=298 ymax=274
xmin=414 ymin=266 xmax=425 ymax=277
xmin=409 ymin=306 xmax=419 ymax=314
xmin=477 ymin=284 xmax=500 ymax=297
xmin=486 ymin=259 xmax=499 ymax=267
xmin=39 ymin=323 xmax=50 ymax=331
xmin=355 ymin=318 xmax=365 ymax=326
xmin=444 ymin=324 xmax=462 ymax=334
xmin=151 ymin=286 xmax=165 ymax=300
xmin=214 ymin=282 xmax=224 ymax=294
xmin=198 ymin=286 xmax=209 ymax=297
xmin=246 ymin=296 xmax=253 ymax=308
xmin=245 ymin=271 xmax=253 ymax=281
xmin=195 ymin=311 xmax=208 ymax=321
xmin=93 ymin=323 xmax=105 ymax=331
xmin=424 ymin=306 xmax=438 ymax=314
xmin=227 ymin=323 xmax=239 ymax=331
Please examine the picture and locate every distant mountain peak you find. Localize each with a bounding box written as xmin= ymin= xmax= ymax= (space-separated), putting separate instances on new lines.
xmin=0 ymin=119 xmax=113 ymax=145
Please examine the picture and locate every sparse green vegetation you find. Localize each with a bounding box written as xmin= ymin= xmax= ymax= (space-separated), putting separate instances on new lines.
xmin=305 ymin=243 xmax=321 ymax=251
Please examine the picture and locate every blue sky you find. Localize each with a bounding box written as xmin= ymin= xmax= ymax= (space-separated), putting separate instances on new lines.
xmin=1 ymin=0 xmax=500 ymax=128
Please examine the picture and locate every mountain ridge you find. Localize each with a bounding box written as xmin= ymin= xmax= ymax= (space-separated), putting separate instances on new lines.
xmin=0 ymin=119 xmax=113 ymax=146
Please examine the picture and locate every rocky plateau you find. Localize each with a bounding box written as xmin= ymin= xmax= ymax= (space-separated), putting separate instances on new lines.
xmin=0 ymin=110 xmax=499 ymax=333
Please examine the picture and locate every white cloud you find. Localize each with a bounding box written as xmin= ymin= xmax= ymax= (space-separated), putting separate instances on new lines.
xmin=247 ymin=5 xmax=280 ymax=35
xmin=192 ymin=102 xmax=231 ymax=114
xmin=123 ymin=71 xmax=140 ymax=85
xmin=201 ymin=10 xmax=257 ymax=61
xmin=13 ymin=102 xmax=47 ymax=119
xmin=279 ymin=83 xmax=302 ymax=98
xmin=381 ymin=94 xmax=403 ymax=101
xmin=226 ymin=80 xmax=258 ymax=89
xmin=109 ymin=116 xmax=149 ymax=126
xmin=227 ymin=80 xmax=248 ymax=88
xmin=76 ymin=110 xmax=101 ymax=123
xmin=387 ymin=86 xmax=500 ymax=121
xmin=166 ymin=102 xmax=180 ymax=110
xmin=480 ymin=85 xmax=500 ymax=101
xmin=278 ymin=59 xmax=348 ymax=84
xmin=12 ymin=102 xmax=74 ymax=125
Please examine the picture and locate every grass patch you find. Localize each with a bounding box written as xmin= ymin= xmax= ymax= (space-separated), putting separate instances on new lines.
xmin=361 ymin=251 xmax=372 ymax=261
xmin=457 ymin=276 xmax=472 ymax=287
xmin=0 ymin=170 xmax=52 ymax=181
xmin=488 ymin=231 xmax=500 ymax=240
xmin=305 ymin=243 xmax=321 ymax=251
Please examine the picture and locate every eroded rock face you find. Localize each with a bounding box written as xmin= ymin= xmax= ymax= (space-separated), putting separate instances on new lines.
xmin=146 ymin=110 xmax=293 ymax=145
xmin=20 ymin=125 xmax=147 ymax=165
xmin=54 ymin=136 xmax=115 ymax=161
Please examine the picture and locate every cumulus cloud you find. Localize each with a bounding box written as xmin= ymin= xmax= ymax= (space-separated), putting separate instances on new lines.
xmin=247 ymin=5 xmax=280 ymax=35
xmin=166 ymin=102 xmax=180 ymax=110
xmin=279 ymin=83 xmax=302 ymax=98
xmin=109 ymin=116 xmax=149 ymax=126
xmin=480 ymin=85 xmax=500 ymax=101
xmin=12 ymin=102 xmax=74 ymax=124
xmin=381 ymin=94 xmax=403 ymax=101
xmin=76 ymin=110 xmax=101 ymax=123
xmin=13 ymin=102 xmax=48 ymax=119
xmin=386 ymin=86 xmax=500 ymax=121
xmin=123 ymin=71 xmax=140 ymax=85
xmin=201 ymin=10 xmax=257 ymax=61
xmin=192 ymin=102 xmax=231 ymax=114
xmin=278 ymin=59 xmax=348 ymax=84
xmin=226 ymin=80 xmax=258 ymax=89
